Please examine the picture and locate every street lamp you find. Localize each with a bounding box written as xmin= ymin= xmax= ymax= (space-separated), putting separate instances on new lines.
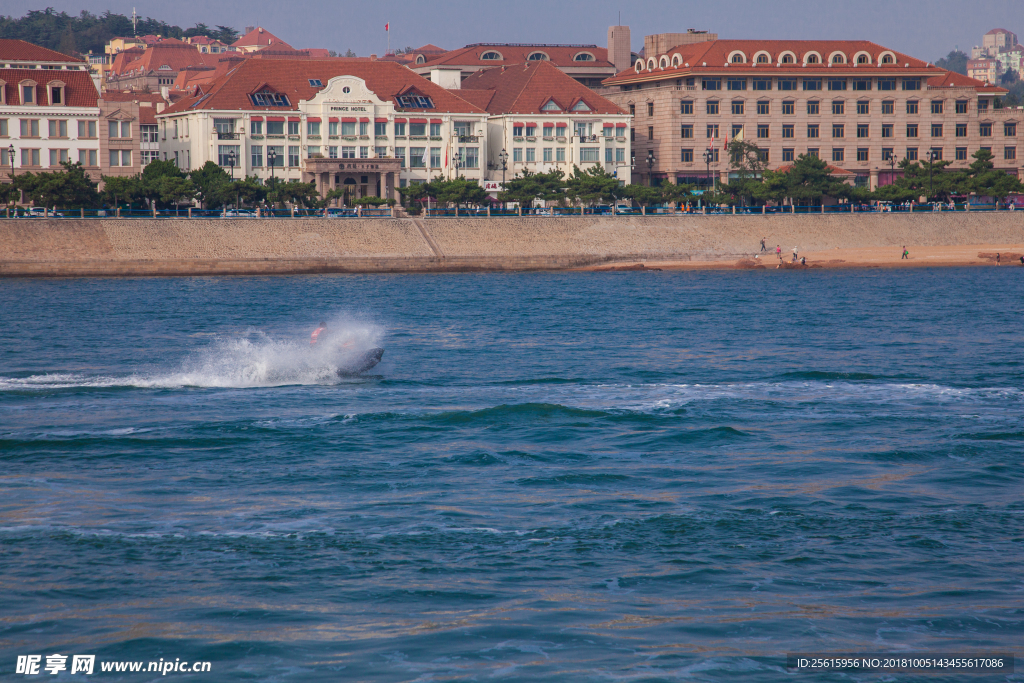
xmin=266 ymin=147 xmax=277 ymax=214
xmin=646 ymin=150 xmax=656 ymax=186
xmin=927 ymin=148 xmax=938 ymax=201
xmin=497 ymin=148 xmax=508 ymax=209
xmin=888 ymin=153 xmax=896 ymax=187
xmin=227 ymin=149 xmax=236 ymax=180
xmin=703 ymin=147 xmax=715 ymax=194
xmin=7 ymin=143 xmax=14 ymax=176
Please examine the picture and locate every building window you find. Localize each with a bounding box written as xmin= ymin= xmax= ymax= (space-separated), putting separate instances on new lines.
xmin=556 ymin=147 xmax=566 ymax=162
xmin=524 ymin=147 xmax=535 ymax=163
xmin=630 ymin=128 xmax=635 ymax=142
xmin=907 ymin=124 xmax=919 ymax=138
xmin=907 ymin=101 xmax=919 ymax=115
xmin=21 ymin=84 xmax=35 ymax=104
xmin=267 ymin=120 xmax=284 ymax=135
xmin=77 ymin=120 xmax=97 ymax=138
xmin=646 ymin=102 xmax=654 ymax=116
xmin=393 ymin=122 xmax=405 ymax=137
xmin=605 ymin=147 xmax=613 ymax=163
xmin=906 ymin=147 xmax=918 ymax=161
xmin=543 ymin=147 xmax=553 ymax=162
xmin=857 ymin=148 xmax=869 ymax=161
xmin=882 ymin=124 xmax=893 ymax=138
xmin=307 ymin=146 xmax=321 ymax=158
xmin=807 ymin=148 xmax=819 ymax=158
xmin=832 ymin=148 xmax=844 ymax=162
xmin=647 ymin=126 xmax=653 ymax=140
xmin=140 ymin=124 xmax=158 ymax=143
xmin=931 ymin=124 xmax=943 ymax=138
xmin=707 ymin=100 xmax=719 ymax=115
xmin=512 ymin=125 xmax=523 ymax=137
xmin=48 ymin=149 xmax=69 ymax=166
xmin=727 ymin=77 xmax=747 ymax=91
xmin=732 ymin=100 xmax=744 ymax=115
xmin=757 ymin=124 xmax=769 ymax=139
xmin=954 ymin=123 xmax=967 ymax=138
xmin=857 ymin=101 xmax=869 ymax=115
xmin=511 ymin=147 xmax=522 ymax=163
xmin=803 ymin=78 xmax=821 ymax=91
xmin=108 ymin=149 xmax=131 ymax=167
xmin=543 ymin=124 xmax=554 ymax=137
xmin=955 ymin=147 xmax=968 ymax=160
xmin=878 ymin=78 xmax=896 ymax=91
xmin=852 ymin=78 xmax=871 ymax=91
xmin=20 ymin=119 xmax=39 ymax=137
xmin=757 ymin=149 xmax=769 ymax=162
xmin=1005 ymin=122 xmax=1017 ymax=137
xmin=108 ymin=121 xmax=130 ymax=139
xmin=616 ymin=148 xmax=625 ymax=163
xmin=681 ymin=124 xmax=693 ymax=139
xmin=955 ymin=100 xmax=969 ymax=114
xmin=732 ymin=124 xmax=744 ymax=138
xmin=882 ymin=147 xmax=893 ymax=160
xmin=978 ymin=99 xmax=989 ymax=112
xmin=828 ymin=78 xmax=847 ymax=91
xmin=307 ymin=121 xmax=320 ymax=136
xmin=20 ymin=148 xmax=40 ymax=166
xmin=702 ymin=77 xmax=721 ymax=90
xmin=394 ymin=147 xmax=405 ymax=167
xmin=342 ymin=146 xmax=357 ymax=159
xmin=217 ymin=145 xmax=239 ymax=167
xmin=752 ymin=77 xmax=771 ymax=90
xmin=628 ymin=104 xmax=635 ymax=116
xmin=807 ymin=124 xmax=820 ymax=138
xmin=807 ymin=101 xmax=819 ymax=115
xmin=782 ymin=124 xmax=794 ymax=138
xmin=782 ymin=101 xmax=794 ymax=115
xmin=680 ymin=100 xmax=693 ymax=115
xmin=250 ymin=120 xmax=263 ymax=135
xmin=1005 ymin=146 xmax=1017 ymax=160
xmin=707 ymin=124 xmax=719 ymax=138
xmin=78 ymin=149 xmax=97 ymax=166
xmin=47 ymin=119 xmax=67 ymax=138
xmin=681 ymin=148 xmax=693 ymax=162
xmin=857 ymin=124 xmax=869 ymax=138
xmin=429 ymin=122 xmax=441 ymax=137
xmin=929 ymin=148 xmax=943 ymax=161
xmin=931 ymin=100 xmax=944 ymax=114
xmin=251 ymin=145 xmax=263 ymax=167
xmin=832 ymin=101 xmax=845 ymax=115
xmin=902 ymin=78 xmax=921 ymax=90
xmin=580 ymin=147 xmax=600 ymax=162
xmin=782 ymin=148 xmax=795 ymax=162
xmin=980 ymin=123 xmax=992 ymax=137
xmin=832 ymin=124 xmax=845 ymax=138
xmin=757 ymin=101 xmax=769 ymax=115
xmin=778 ymin=78 xmax=797 ymax=90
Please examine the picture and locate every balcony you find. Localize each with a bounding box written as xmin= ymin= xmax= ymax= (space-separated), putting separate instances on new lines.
xmin=216 ymin=132 xmax=240 ymax=140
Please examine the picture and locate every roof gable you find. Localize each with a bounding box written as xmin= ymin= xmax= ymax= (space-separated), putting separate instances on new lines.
xmin=460 ymin=60 xmax=625 ymax=115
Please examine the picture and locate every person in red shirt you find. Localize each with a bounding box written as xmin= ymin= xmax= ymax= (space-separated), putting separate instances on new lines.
xmin=310 ymin=322 xmax=327 ymax=346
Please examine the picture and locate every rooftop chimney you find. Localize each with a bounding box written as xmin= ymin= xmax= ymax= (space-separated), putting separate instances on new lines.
xmin=244 ymin=26 xmax=254 ymax=34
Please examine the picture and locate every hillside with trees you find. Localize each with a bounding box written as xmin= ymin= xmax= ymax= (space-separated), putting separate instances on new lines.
xmin=0 ymin=8 xmax=237 ymax=57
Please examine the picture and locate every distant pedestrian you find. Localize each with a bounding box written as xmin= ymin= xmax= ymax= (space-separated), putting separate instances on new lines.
xmin=996 ymin=253 xmax=1001 ymax=266
xmin=760 ymin=237 xmax=767 ymax=252
xmin=801 ymin=256 xmax=806 ymax=266
xmin=1019 ymin=255 xmax=1024 ymax=265
xmin=792 ymin=247 xmax=799 ymax=262
xmin=902 ymin=246 xmax=909 ymax=260
xmin=776 ymin=245 xmax=781 ymax=258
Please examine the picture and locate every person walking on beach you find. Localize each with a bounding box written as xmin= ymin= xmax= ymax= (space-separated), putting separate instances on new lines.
xmin=996 ymin=253 xmax=1000 ymax=266
xmin=902 ymin=246 xmax=909 ymax=260
xmin=776 ymin=245 xmax=781 ymax=259
xmin=760 ymin=237 xmax=767 ymax=252
xmin=792 ymin=247 xmax=799 ymax=263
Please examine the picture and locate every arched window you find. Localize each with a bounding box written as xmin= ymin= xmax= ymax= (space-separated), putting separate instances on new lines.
xmin=671 ymin=54 xmax=682 ymax=68
xmin=659 ymin=56 xmax=668 ymax=69
xmin=728 ymin=51 xmax=746 ymax=64
xmin=780 ymin=52 xmax=796 ymax=64
xmin=635 ymin=59 xmax=644 ymax=73
xmin=856 ymin=53 xmax=870 ymax=65
xmin=830 ymin=52 xmax=846 ymax=64
xmin=756 ymin=53 xmax=770 ymax=64
xmin=647 ymin=58 xmax=656 ymax=71
xmin=732 ymin=53 xmax=743 ymax=63
xmin=805 ymin=53 xmax=820 ymax=64
xmin=481 ymin=51 xmax=502 ymax=60
xmin=880 ymin=53 xmax=895 ymax=65
xmin=416 ymin=55 xmax=425 ymax=64
xmin=527 ymin=52 xmax=549 ymax=61
xmin=573 ymin=52 xmax=595 ymax=62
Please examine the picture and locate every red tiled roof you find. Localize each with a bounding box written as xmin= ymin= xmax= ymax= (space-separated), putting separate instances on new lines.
xmin=985 ymin=28 xmax=1014 ymax=36
xmin=232 ymin=27 xmax=293 ymax=50
xmin=604 ymin=39 xmax=949 ymax=84
xmin=928 ymin=70 xmax=1007 ymax=93
xmin=139 ymin=106 xmax=158 ymax=125
xmin=0 ymin=39 xmax=83 ymax=63
xmin=417 ymin=44 xmax=446 ymax=53
xmin=98 ymin=90 xmax=169 ymax=103
xmin=460 ymin=60 xmax=625 ymax=115
xmin=0 ymin=68 xmax=97 ymax=106
xmin=160 ymin=59 xmax=486 ymax=115
xmin=421 ymin=44 xmax=612 ymax=70
xmin=455 ymin=88 xmax=496 ymax=110
xmin=110 ymin=40 xmax=221 ymax=77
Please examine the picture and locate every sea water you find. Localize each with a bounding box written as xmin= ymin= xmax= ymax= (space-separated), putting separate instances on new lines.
xmin=0 ymin=270 xmax=1021 ymax=681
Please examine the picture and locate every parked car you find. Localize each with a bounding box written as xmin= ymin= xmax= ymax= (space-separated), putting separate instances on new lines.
xmin=324 ymin=208 xmax=358 ymax=217
xmin=27 ymin=207 xmax=64 ymax=218
xmin=223 ymin=209 xmax=256 ymax=218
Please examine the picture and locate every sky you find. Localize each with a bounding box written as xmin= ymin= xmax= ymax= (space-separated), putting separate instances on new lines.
xmin=2 ymin=0 xmax=1019 ymax=62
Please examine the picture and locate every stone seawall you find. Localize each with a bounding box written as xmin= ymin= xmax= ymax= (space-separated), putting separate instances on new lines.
xmin=1 ymin=213 xmax=1022 ymax=276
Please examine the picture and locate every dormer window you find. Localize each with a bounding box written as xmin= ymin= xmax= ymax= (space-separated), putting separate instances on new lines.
xmin=396 ymin=94 xmax=435 ymax=109
xmin=0 ymin=80 xmax=6 ymax=105
xmin=250 ymin=90 xmax=290 ymax=106
xmin=20 ymin=81 xmax=36 ymax=104
xmin=527 ymin=52 xmax=549 ymax=61
xmin=540 ymin=100 xmax=561 ymax=111
xmin=47 ymin=81 xmax=66 ymax=106
xmin=481 ymin=51 xmax=502 ymax=60
xmin=571 ymin=101 xmax=591 ymax=112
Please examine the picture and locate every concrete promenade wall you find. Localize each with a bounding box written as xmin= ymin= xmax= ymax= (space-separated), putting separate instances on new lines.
xmin=1 ymin=213 xmax=1022 ymax=276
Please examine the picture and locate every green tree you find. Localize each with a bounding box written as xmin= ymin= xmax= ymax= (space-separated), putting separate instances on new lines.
xmin=155 ymin=176 xmax=195 ymax=215
xmin=564 ymin=165 xmax=619 ymax=205
xmin=660 ymin=182 xmax=695 ymax=206
xmin=266 ymin=178 xmax=319 ymax=209
xmin=620 ymin=184 xmax=661 ymax=206
xmin=724 ymin=140 xmax=770 ymax=205
xmin=430 ymin=176 xmax=488 ymax=206
xmin=188 ymin=161 xmax=231 ymax=209
xmin=497 ymin=169 xmax=566 ymax=208
xmin=935 ymin=49 xmax=968 ymax=76
xmin=776 ymin=153 xmax=850 ymax=205
xmin=99 ymin=174 xmax=142 ymax=209
xmin=966 ymin=148 xmax=1024 ymax=202
xmin=14 ymin=161 xmax=98 ymax=210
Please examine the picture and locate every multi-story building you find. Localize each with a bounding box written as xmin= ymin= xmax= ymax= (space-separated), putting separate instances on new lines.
xmin=457 ymin=60 xmax=631 ymax=188
xmin=106 ymin=38 xmax=221 ymax=92
xmin=967 ymin=58 xmax=1000 ymax=85
xmin=0 ymin=39 xmax=102 ymax=180
xmin=231 ymin=27 xmax=294 ymax=54
xmin=601 ymin=39 xmax=1017 ymax=189
xmin=157 ymin=59 xmax=488 ymax=202
xmin=98 ymin=91 xmax=168 ymax=177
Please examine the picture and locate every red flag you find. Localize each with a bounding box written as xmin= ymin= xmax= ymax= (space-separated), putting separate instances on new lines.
xmin=384 ymin=23 xmax=389 ymax=31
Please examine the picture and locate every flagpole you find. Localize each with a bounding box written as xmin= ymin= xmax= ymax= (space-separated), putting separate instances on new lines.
xmin=387 ymin=22 xmax=390 ymax=55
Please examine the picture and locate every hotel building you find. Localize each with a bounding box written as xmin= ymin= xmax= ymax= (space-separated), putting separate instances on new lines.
xmin=600 ymin=39 xmax=1017 ymax=189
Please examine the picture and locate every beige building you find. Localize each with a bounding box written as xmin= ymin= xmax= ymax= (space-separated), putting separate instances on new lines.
xmin=600 ymin=38 xmax=1018 ymax=190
